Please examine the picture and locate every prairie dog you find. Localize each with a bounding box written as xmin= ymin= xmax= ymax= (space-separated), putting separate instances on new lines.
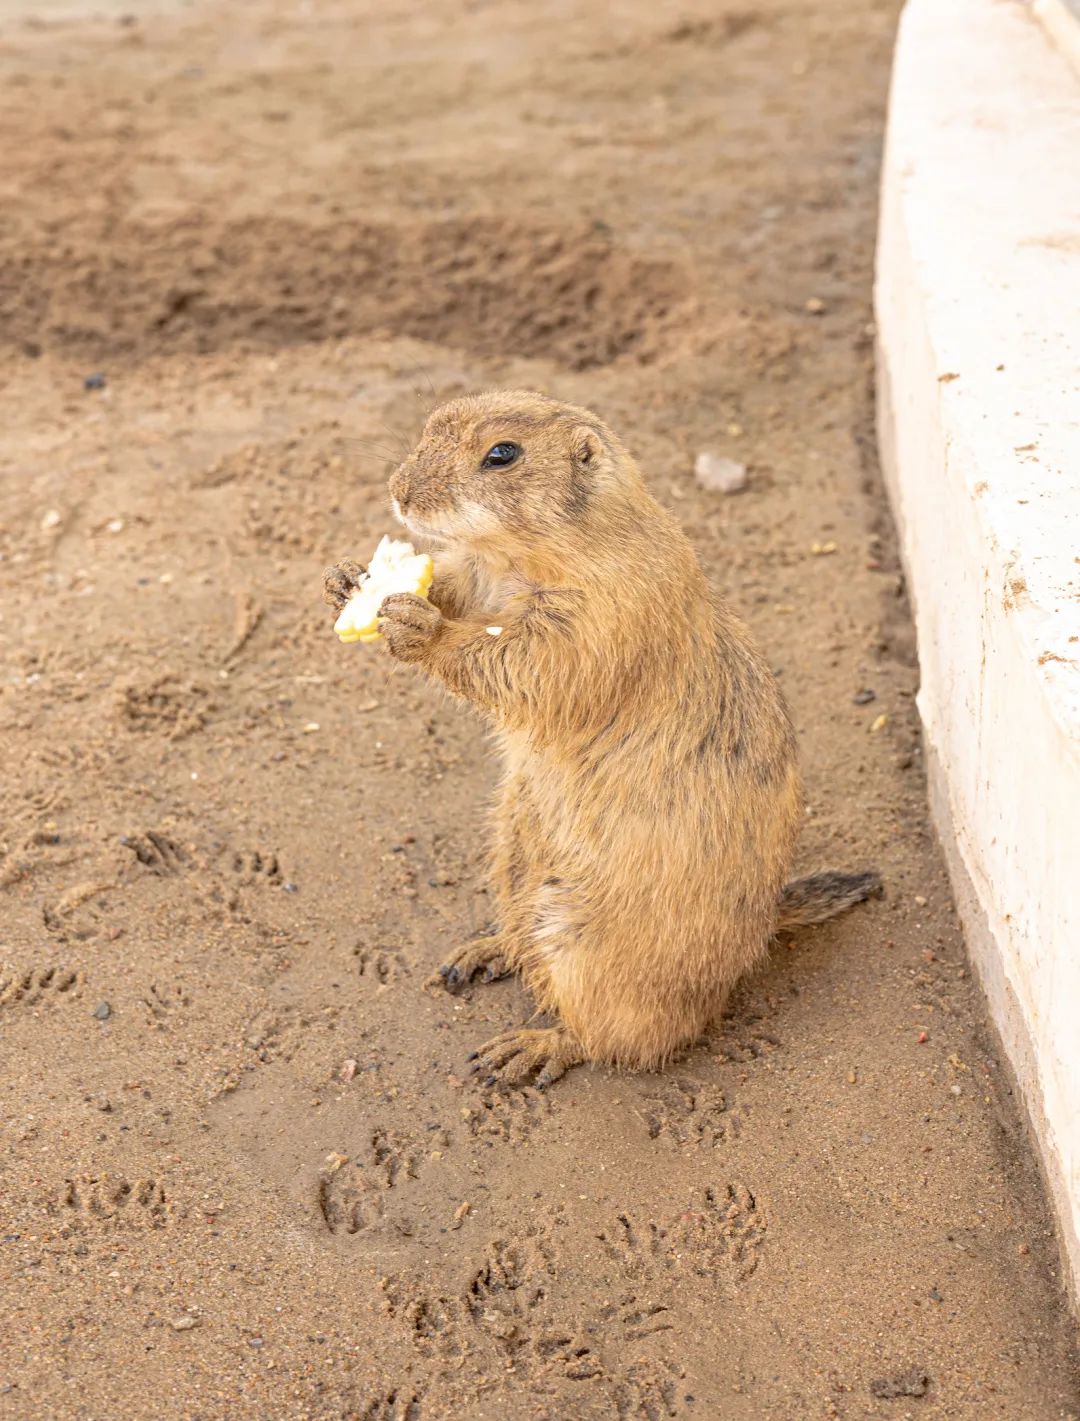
xmin=324 ymin=391 xmax=879 ymax=1086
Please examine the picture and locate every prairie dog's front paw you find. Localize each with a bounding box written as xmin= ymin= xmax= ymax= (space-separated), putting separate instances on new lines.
xmin=323 ymin=559 xmax=365 ymax=614
xmin=378 ymin=592 xmax=443 ymax=663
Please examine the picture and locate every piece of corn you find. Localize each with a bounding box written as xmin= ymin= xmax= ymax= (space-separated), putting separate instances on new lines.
xmin=333 ymin=536 xmax=434 ymax=645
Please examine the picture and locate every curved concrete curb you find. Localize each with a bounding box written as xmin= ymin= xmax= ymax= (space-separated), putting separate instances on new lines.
xmin=1037 ymin=0 xmax=1080 ymax=76
xmin=875 ymin=0 xmax=1080 ymax=1303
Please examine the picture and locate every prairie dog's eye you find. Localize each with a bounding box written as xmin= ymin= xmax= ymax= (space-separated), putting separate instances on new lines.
xmin=481 ymin=441 xmax=520 ymax=470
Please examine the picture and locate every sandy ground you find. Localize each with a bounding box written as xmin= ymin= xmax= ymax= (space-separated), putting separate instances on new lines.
xmin=1 ymin=0 xmax=1078 ymax=1417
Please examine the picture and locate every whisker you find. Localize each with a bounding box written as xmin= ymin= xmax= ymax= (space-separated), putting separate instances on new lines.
xmin=341 ymin=436 xmax=402 ymax=461
xmin=373 ymin=414 xmax=413 ymax=460
xmin=401 ymin=358 xmax=439 ymax=418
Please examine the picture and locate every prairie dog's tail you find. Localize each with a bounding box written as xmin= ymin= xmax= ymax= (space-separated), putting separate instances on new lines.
xmin=775 ymin=870 xmax=882 ymax=931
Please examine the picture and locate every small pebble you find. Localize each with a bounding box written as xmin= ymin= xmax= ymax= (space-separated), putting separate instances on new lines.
xmin=302 ymin=722 xmax=320 ymax=734
xmin=694 ymin=452 xmax=748 ymax=495
xmin=870 ymin=713 xmax=889 ymax=733
xmin=918 ymin=1031 xmax=929 ymax=1044
xmin=852 ymin=688 xmax=876 ymax=705
xmin=170 ymin=1316 xmax=198 ymax=1332
xmin=338 ymin=1059 xmax=358 ymax=1082
xmin=93 ymin=1002 xmax=111 ymax=1021
xmin=810 ymin=540 xmax=837 ymax=556
xmin=83 ymin=373 xmax=107 ymax=391
xmin=485 ymin=626 xmax=503 ymax=636
xmin=40 ymin=509 xmax=62 ymax=531
xmin=283 ymin=881 xmax=298 ymax=893
xmin=805 ymin=297 xmax=826 ymax=314
xmin=914 ymin=894 xmax=928 ymax=907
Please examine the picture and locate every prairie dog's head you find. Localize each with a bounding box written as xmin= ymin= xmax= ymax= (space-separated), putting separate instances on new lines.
xmin=387 ymin=390 xmax=638 ymax=563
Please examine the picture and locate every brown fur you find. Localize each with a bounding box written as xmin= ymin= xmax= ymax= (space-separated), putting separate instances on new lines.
xmin=324 ymin=390 xmax=879 ymax=1085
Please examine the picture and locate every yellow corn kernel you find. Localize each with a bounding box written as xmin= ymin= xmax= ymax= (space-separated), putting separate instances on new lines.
xmin=333 ymin=536 xmax=434 ymax=645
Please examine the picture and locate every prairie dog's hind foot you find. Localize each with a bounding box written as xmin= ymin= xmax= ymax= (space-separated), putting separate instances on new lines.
xmin=431 ymin=935 xmax=513 ymax=993
xmin=469 ymin=1025 xmax=584 ymax=1089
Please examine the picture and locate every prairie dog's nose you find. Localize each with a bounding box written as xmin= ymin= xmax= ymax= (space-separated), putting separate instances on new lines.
xmin=388 ymin=467 xmax=410 ymax=511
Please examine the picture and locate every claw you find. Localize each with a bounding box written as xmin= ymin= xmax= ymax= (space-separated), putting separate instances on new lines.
xmin=465 ymin=1026 xmax=584 ymax=1091
xmin=432 ymin=936 xmax=512 ymax=995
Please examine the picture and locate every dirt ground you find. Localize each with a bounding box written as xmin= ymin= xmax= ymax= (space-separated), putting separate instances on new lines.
xmin=1 ymin=0 xmax=1078 ymax=1417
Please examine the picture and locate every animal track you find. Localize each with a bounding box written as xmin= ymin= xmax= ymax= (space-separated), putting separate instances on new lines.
xmin=318 ymin=1165 xmax=387 ymax=1236
xmin=406 ymin=1294 xmax=468 ymax=1360
xmin=532 ymin=1330 xmax=604 ymax=1379
xmin=55 ymin=1174 xmax=172 ymax=1229
xmin=469 ymin=1234 xmax=554 ymax=1309
xmin=665 ymin=1183 xmax=764 ymax=1278
xmin=356 ymin=946 xmax=409 ymax=984
xmin=466 ymin=1232 xmax=558 ymax=1359
xmin=370 ymin=1128 xmax=418 ymax=1188
xmin=714 ymin=1016 xmax=781 ymax=1063
xmin=601 ymin=1214 xmax=666 ymax=1276
xmin=318 ymin=1131 xmax=418 ymax=1235
xmin=243 ymin=1006 xmax=301 ymax=1064
xmin=0 ymin=965 xmax=84 ymax=1008
xmin=355 ymin=1388 xmax=423 ymax=1421
xmin=640 ymin=1078 xmax=737 ymax=1147
xmin=118 ymin=676 xmax=210 ymax=740
xmin=122 ymin=830 xmax=187 ymax=877
xmin=142 ymin=981 xmax=191 ymax=1022
xmin=381 ymin=1227 xmax=558 ymax=1366
xmin=598 ymin=1295 xmax=674 ymax=1343
xmin=231 ymin=848 xmax=283 ymax=886
xmin=599 ymin=1184 xmax=764 ymax=1282
xmin=615 ymin=1360 xmax=683 ymax=1420
xmin=217 ymin=846 xmax=289 ymax=924
xmin=461 ymin=1086 xmax=552 ymax=1144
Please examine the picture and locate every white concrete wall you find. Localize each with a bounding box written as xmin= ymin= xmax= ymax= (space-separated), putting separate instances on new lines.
xmin=875 ymin=0 xmax=1080 ymax=1302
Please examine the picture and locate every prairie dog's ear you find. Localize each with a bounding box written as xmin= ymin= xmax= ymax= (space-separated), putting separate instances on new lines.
xmin=570 ymin=425 xmax=604 ymax=471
